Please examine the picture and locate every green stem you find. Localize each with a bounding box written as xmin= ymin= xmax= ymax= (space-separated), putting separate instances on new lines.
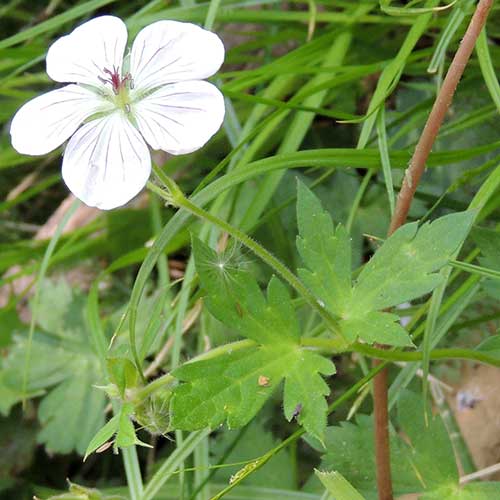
xmin=304 ymin=337 xmax=500 ymax=367
xmin=112 ymin=398 xmax=144 ymax=500
xmin=148 ymin=173 xmax=345 ymax=341
xmin=135 ymin=373 xmax=176 ymax=401
xmin=122 ymin=446 xmax=144 ymax=500
xmin=450 ymin=259 xmax=500 ymax=280
xmin=354 ymin=343 xmax=500 ymax=368
xmin=136 ymin=336 xmax=500 ymax=400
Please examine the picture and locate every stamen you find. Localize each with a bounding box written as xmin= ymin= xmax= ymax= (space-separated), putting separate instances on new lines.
xmin=101 ymin=67 xmax=133 ymax=94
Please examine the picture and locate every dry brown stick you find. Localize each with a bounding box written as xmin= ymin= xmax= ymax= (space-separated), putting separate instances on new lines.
xmin=373 ymin=1 xmax=495 ymax=499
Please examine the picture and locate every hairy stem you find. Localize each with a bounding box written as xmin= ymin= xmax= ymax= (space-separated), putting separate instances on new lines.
xmin=148 ymin=174 xmax=346 ymax=341
xmin=137 ymin=337 xmax=500 ymax=401
xmin=374 ymin=1 xmax=494 ymax=499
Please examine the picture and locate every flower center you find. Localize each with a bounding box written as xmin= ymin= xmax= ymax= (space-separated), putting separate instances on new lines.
xmin=99 ymin=66 xmax=134 ymax=112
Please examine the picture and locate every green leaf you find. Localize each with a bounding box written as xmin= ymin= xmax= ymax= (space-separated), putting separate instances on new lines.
xmin=314 ymin=390 xmax=459 ymax=497
xmin=396 ymin=390 xmax=457 ymax=490
xmin=315 ymin=469 xmax=366 ymax=500
xmin=192 ymin=237 xmax=299 ymax=345
xmin=115 ymin=404 xmax=138 ymax=448
xmin=36 ymin=368 xmax=105 ymax=456
xmin=283 ymin=350 xmax=335 ymax=441
xmin=1 ymin=280 xmax=106 ymax=455
xmin=172 ymin=344 xmax=296 ymax=430
xmin=296 ymin=182 xmax=475 ymax=346
xmin=115 ymin=403 xmax=151 ymax=450
xmin=340 ymin=311 xmax=411 ymax=346
xmin=83 ymin=415 xmax=119 ymax=461
xmin=85 ymin=403 xmax=152 ymax=461
xmin=107 ymin=357 xmax=140 ymax=399
xmin=297 ymin=181 xmax=352 ymax=316
xmin=315 ymin=414 xmax=418 ymax=497
xmin=171 ymin=238 xmax=335 ymax=440
xmin=351 ymin=211 xmax=475 ymax=312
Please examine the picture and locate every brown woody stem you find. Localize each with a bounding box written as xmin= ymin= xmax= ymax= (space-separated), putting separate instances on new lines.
xmin=373 ymin=1 xmax=494 ymax=499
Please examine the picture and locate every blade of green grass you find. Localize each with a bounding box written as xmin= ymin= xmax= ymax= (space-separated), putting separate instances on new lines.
xmin=143 ymin=429 xmax=211 ymax=500
xmin=238 ymin=3 xmax=371 ymax=231
xmin=22 ymin=198 xmax=80 ymax=402
xmin=449 ymin=260 xmax=500 ymax=280
xmin=376 ymin=106 xmax=395 ymax=216
xmin=427 ymin=0 xmax=474 ymax=73
xmin=0 ymin=0 xmax=117 ymax=49
xmin=476 ymin=27 xmax=500 ymax=112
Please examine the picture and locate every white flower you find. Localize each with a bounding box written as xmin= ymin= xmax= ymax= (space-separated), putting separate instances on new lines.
xmin=10 ymin=16 xmax=225 ymax=209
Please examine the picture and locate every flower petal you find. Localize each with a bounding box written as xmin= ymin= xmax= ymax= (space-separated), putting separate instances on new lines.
xmin=10 ymin=84 xmax=111 ymax=156
xmin=46 ymin=16 xmax=127 ymax=87
xmin=129 ymin=21 xmax=224 ymax=92
xmin=62 ymin=113 xmax=151 ymax=209
xmin=132 ymin=81 xmax=225 ymax=155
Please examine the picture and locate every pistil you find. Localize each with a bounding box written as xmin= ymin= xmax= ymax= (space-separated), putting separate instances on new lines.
xmin=99 ymin=66 xmax=134 ymax=113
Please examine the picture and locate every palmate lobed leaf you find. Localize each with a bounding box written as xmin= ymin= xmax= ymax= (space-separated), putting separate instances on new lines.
xmin=340 ymin=310 xmax=411 ymax=346
xmin=172 ymin=344 xmax=296 ymax=430
xmin=311 ymin=391 xmax=500 ymax=499
xmin=192 ymin=237 xmax=300 ymax=345
xmin=170 ymin=238 xmax=335 ymax=440
xmin=312 ymin=414 xmax=419 ymax=497
xmin=1 ymin=280 xmax=105 ymax=455
xmin=351 ymin=211 xmax=475 ymax=312
xmin=296 ymin=183 xmax=351 ymax=317
xmin=283 ymin=350 xmax=335 ymax=441
xmin=296 ymin=181 xmax=474 ymax=346
xmin=313 ymin=391 xmax=459 ymax=499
